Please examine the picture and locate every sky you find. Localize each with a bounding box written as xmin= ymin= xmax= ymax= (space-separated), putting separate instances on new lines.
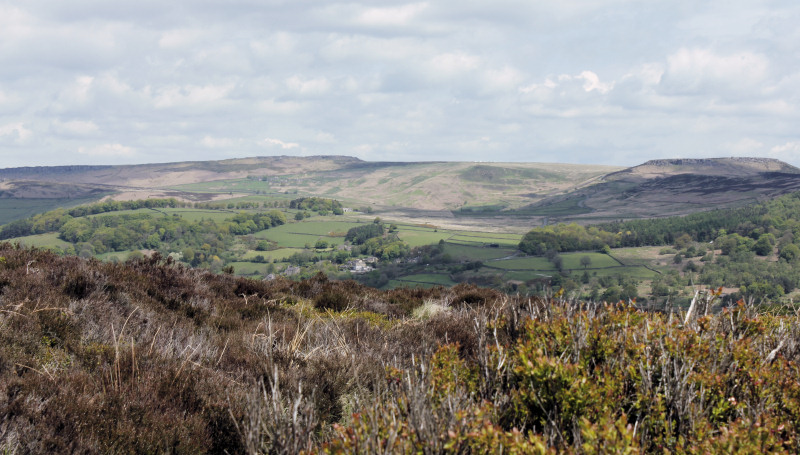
xmin=1 ymin=0 xmax=799 ymax=168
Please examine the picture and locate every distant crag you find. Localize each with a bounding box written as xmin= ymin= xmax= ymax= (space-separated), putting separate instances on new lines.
xmin=524 ymin=157 xmax=800 ymax=222
xmin=607 ymin=157 xmax=800 ymax=180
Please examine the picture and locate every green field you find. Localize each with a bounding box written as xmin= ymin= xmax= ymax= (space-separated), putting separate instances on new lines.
xmin=573 ymin=266 xmax=658 ymax=280
xmin=385 ymin=280 xmax=440 ymax=289
xmin=395 ymin=227 xmax=453 ymax=247
xmin=389 ymin=273 xmax=456 ymax=288
xmin=96 ymin=251 xmax=134 ymax=262
xmin=161 ymin=208 xmax=243 ymax=222
xmin=502 ymin=270 xmax=554 ymax=281
xmin=560 ymin=252 xmax=620 ymax=269
xmin=443 ymin=243 xmax=515 ymax=261
xmin=488 ymin=257 xmax=556 ymax=271
xmin=6 ymin=233 xmax=72 ymax=249
xmin=84 ymin=207 xmax=241 ymax=223
xmin=241 ymin=248 xmax=306 ymax=261
xmin=228 ymin=261 xmax=268 ymax=276
xmin=277 ymin=220 xmax=362 ymax=235
xmin=0 ymin=197 xmax=101 ymax=225
xmin=447 ymin=232 xmax=520 ymax=248
xmin=484 ymin=252 xmax=658 ymax=281
xmin=254 ymin=221 xmax=359 ymax=248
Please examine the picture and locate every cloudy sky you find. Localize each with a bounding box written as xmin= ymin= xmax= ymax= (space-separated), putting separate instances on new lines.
xmin=1 ymin=0 xmax=799 ymax=168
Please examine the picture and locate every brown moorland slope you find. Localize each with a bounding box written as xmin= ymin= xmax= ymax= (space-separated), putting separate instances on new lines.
xmin=526 ymin=157 xmax=800 ymax=222
xmin=0 ymin=157 xmax=621 ymax=226
xmin=4 ymin=155 xmax=800 ymax=227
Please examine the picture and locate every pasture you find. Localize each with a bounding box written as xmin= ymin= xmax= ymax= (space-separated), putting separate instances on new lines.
xmin=7 ymin=233 xmax=72 ymax=250
xmin=395 ymin=226 xmax=453 ymax=247
xmin=254 ymin=220 xmax=362 ymax=248
xmin=442 ymin=243 xmax=515 ymax=261
xmin=487 ymin=256 xmax=556 ymax=271
xmin=388 ymin=273 xmax=456 ymax=289
xmin=0 ymin=197 xmax=99 ymax=225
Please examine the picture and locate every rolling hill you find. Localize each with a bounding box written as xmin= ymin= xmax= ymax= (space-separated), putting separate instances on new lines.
xmin=0 ymin=156 xmax=620 ymax=227
xmin=3 ymin=155 xmax=800 ymax=227
xmin=524 ymin=157 xmax=800 ymax=222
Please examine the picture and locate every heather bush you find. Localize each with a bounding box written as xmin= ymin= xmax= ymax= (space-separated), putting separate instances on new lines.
xmin=1 ymin=242 xmax=800 ymax=453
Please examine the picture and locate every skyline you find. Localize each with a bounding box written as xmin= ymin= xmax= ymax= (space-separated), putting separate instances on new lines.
xmin=1 ymin=1 xmax=799 ymax=168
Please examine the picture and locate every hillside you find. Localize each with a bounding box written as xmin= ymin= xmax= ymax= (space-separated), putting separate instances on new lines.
xmin=608 ymin=157 xmax=800 ymax=179
xmin=525 ymin=157 xmax=800 ymax=222
xmin=0 ymin=156 xmax=620 ymax=227
xmin=1 ymin=243 xmax=799 ymax=453
xmin=3 ymin=155 xmax=800 ymax=228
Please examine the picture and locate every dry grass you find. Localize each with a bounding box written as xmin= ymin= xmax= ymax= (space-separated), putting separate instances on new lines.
xmin=1 ymin=242 xmax=800 ymax=453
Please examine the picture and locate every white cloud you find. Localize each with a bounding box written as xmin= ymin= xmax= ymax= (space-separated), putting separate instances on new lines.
xmin=59 ymin=76 xmax=95 ymax=105
xmin=480 ymin=66 xmax=524 ymax=93
xmin=429 ymin=52 xmax=480 ymax=75
xmin=53 ymin=120 xmax=99 ymax=135
xmin=0 ymin=122 xmax=32 ymax=142
xmin=257 ymin=99 xmax=306 ymax=114
xmin=726 ymin=138 xmax=765 ymax=155
xmin=660 ymin=48 xmax=769 ymax=95
xmin=201 ymin=136 xmax=239 ymax=148
xmin=153 ymin=83 xmax=234 ymax=109
xmin=771 ymin=141 xmax=800 ymax=154
xmin=158 ymin=29 xmax=203 ymax=49
xmin=263 ymin=137 xmax=299 ymax=149
xmin=285 ymin=76 xmax=331 ymax=96
xmin=356 ymin=3 xmax=429 ymax=27
xmin=78 ymin=143 xmax=135 ymax=157
xmin=577 ymin=71 xmax=614 ymax=94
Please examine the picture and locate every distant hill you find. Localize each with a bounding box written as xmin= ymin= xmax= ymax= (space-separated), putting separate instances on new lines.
xmin=525 ymin=157 xmax=800 ymax=222
xmin=0 ymin=155 xmax=365 ymax=187
xmin=3 ymin=155 xmax=800 ymax=227
xmin=607 ymin=157 xmax=800 ymax=179
xmin=0 ymin=156 xmax=620 ymax=227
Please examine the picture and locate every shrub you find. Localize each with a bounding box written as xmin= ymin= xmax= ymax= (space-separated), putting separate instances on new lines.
xmin=0 ymin=243 xmax=799 ymax=453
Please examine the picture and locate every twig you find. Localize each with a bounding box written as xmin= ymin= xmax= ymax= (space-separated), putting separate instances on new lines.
xmin=148 ymin=325 xmax=162 ymax=357
xmin=15 ymin=363 xmax=54 ymax=380
xmin=684 ymin=290 xmax=700 ymax=326
xmin=216 ymin=337 xmax=229 ymax=366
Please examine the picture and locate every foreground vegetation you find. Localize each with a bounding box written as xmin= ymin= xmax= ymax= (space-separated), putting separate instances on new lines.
xmin=1 ymin=243 xmax=800 ymax=453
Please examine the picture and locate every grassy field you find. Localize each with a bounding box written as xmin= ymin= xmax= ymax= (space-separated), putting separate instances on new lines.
xmin=442 ymin=243 xmax=515 ymax=261
xmin=487 ymin=257 xmax=556 ymax=271
xmin=585 ymin=266 xmax=659 ymax=279
xmin=277 ymin=219 xmax=362 ymax=236
xmin=241 ymin=248 xmax=306 ymax=261
xmin=161 ymin=208 xmax=242 ymax=222
xmin=395 ymin=227 xmax=453 ymax=247
xmin=560 ymin=252 xmax=620 ymax=269
xmin=254 ymin=221 xmax=360 ymax=248
xmin=447 ymin=232 xmax=520 ymax=248
xmin=502 ymin=270 xmax=554 ymax=281
xmin=228 ymin=261 xmax=268 ymax=276
xmin=6 ymin=232 xmax=72 ymax=249
xmin=96 ymin=250 xmax=134 ymax=262
xmin=84 ymin=207 xmax=241 ymax=223
xmin=611 ymin=247 xmax=668 ymax=265
xmin=388 ymin=273 xmax=457 ymax=289
xmin=0 ymin=197 xmax=101 ymax=225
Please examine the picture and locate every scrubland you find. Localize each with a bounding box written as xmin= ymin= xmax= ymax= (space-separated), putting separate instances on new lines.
xmin=1 ymin=242 xmax=799 ymax=453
